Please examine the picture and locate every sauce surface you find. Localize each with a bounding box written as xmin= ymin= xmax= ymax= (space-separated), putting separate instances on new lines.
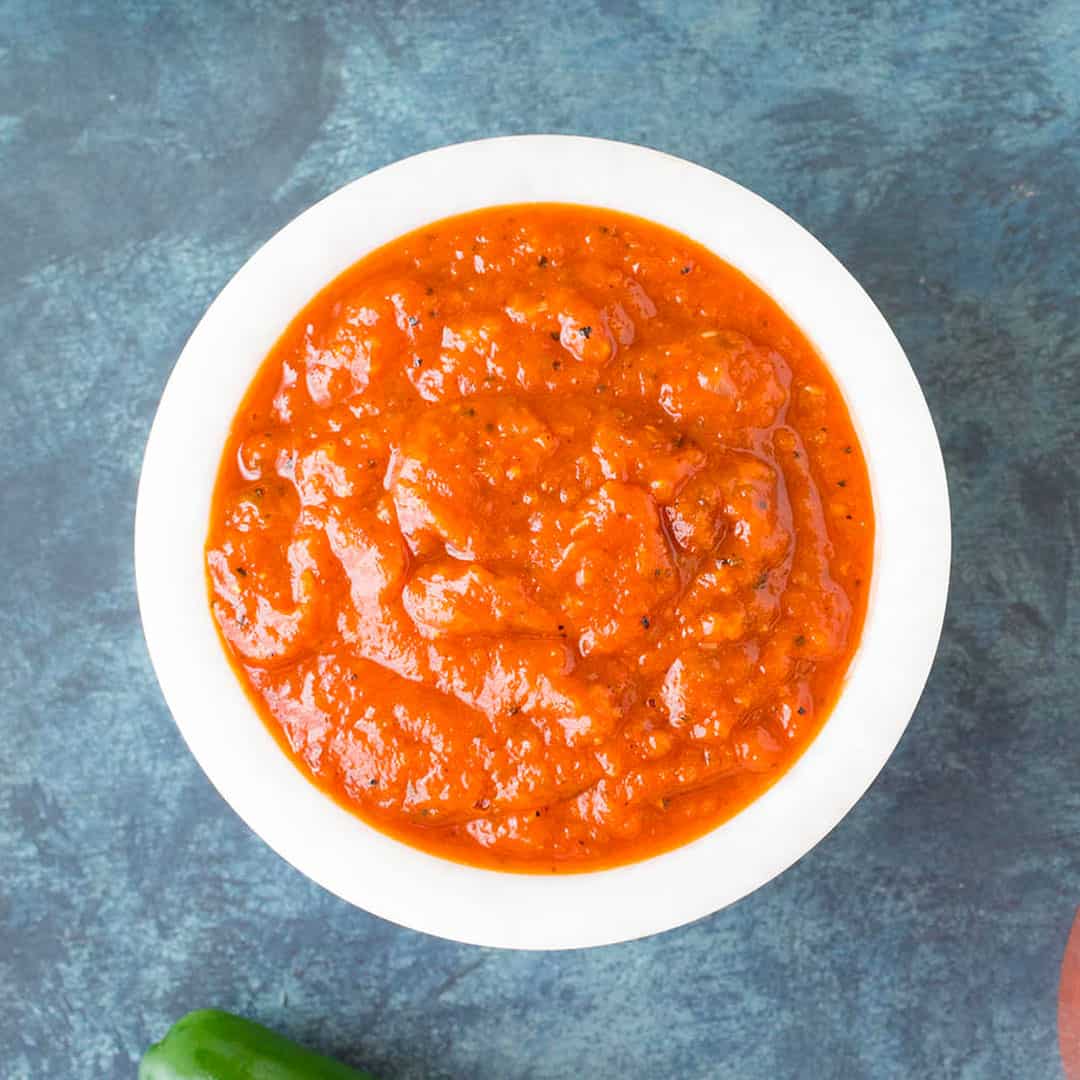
xmin=206 ymin=204 xmax=873 ymax=872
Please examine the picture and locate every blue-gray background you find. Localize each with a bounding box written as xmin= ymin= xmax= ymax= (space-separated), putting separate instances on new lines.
xmin=2 ymin=2 xmax=1078 ymax=1077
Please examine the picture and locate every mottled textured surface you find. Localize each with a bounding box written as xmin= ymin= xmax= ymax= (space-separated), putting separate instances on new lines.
xmin=2 ymin=1 xmax=1078 ymax=1077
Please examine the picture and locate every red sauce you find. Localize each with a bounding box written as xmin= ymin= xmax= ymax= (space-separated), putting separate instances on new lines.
xmin=205 ymin=204 xmax=874 ymax=872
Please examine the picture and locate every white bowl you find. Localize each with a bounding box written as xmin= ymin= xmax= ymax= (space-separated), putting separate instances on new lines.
xmin=135 ymin=135 xmax=950 ymax=950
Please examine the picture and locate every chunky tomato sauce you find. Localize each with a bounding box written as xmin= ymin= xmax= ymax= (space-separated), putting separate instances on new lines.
xmin=206 ymin=204 xmax=873 ymax=872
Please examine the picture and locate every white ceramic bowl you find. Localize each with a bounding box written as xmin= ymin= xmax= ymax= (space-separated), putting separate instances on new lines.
xmin=135 ymin=135 xmax=950 ymax=950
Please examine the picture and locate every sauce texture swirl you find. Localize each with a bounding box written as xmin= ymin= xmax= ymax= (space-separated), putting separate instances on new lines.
xmin=206 ymin=204 xmax=874 ymax=872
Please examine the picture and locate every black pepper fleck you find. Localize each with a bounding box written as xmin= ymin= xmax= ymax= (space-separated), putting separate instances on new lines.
xmin=580 ymin=325 xmax=592 ymax=339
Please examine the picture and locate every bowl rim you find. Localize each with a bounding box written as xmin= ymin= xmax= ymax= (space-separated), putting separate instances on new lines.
xmin=135 ymin=134 xmax=951 ymax=950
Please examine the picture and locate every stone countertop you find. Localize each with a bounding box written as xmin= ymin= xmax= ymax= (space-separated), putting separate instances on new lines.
xmin=2 ymin=2 xmax=1078 ymax=1077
